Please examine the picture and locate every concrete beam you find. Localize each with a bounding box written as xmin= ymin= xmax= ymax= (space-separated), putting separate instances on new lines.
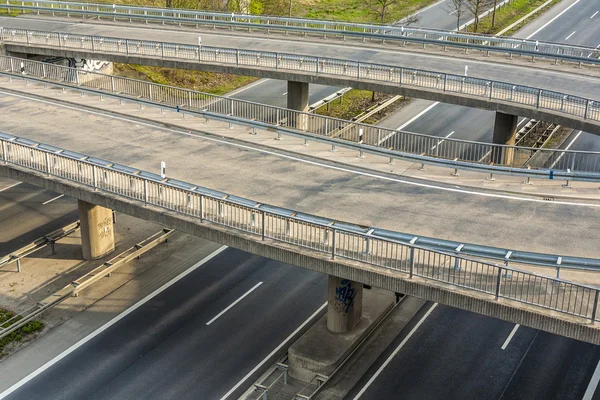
xmin=6 ymin=44 xmax=600 ymax=135
xmin=492 ymin=112 xmax=518 ymax=165
xmin=3 ymin=163 xmax=600 ymax=345
xmin=78 ymin=199 xmax=115 ymax=260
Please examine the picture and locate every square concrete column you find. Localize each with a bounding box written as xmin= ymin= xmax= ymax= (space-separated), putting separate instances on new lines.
xmin=78 ymin=200 xmax=115 ymax=260
xmin=327 ymin=275 xmax=363 ymax=333
xmin=491 ymin=111 xmax=518 ymax=165
xmin=287 ymin=81 xmax=309 ymax=131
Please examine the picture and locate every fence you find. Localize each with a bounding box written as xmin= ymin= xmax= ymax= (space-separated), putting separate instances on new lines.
xmin=1 ymin=50 xmax=600 ymax=173
xmin=1 ymin=0 xmax=599 ymax=67
xmin=1 ymin=131 xmax=599 ymax=323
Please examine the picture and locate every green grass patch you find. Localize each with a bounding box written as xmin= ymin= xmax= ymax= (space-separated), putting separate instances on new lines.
xmin=113 ymin=64 xmax=259 ymax=95
xmin=0 ymin=308 xmax=44 ymax=358
xmin=467 ymin=0 xmax=560 ymax=35
xmin=298 ymin=0 xmax=439 ymax=23
xmin=315 ymin=90 xmax=406 ymax=123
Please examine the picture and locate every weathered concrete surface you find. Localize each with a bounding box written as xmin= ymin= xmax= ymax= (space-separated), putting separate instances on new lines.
xmin=78 ymin=199 xmax=115 ymax=260
xmin=287 ymin=81 xmax=309 ymax=130
xmin=288 ymin=287 xmax=394 ymax=382
xmin=3 ymin=164 xmax=600 ymax=345
xmin=492 ymin=111 xmax=518 ymax=165
xmin=5 ymin=43 xmax=599 ymax=135
xmin=327 ymin=276 xmax=363 ymax=333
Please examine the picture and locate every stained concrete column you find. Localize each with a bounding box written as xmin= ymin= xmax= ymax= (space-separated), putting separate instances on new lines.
xmin=327 ymin=275 xmax=363 ymax=333
xmin=78 ymin=200 xmax=115 ymax=260
xmin=287 ymin=81 xmax=309 ymax=131
xmin=491 ymin=111 xmax=518 ymax=165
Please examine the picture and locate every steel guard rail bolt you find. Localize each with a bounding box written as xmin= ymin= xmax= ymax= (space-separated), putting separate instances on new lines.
xmin=1 ymin=132 xmax=600 ymax=324
xmin=2 ymin=0 xmax=600 ymax=67
xmin=1 ymin=27 xmax=599 ymax=128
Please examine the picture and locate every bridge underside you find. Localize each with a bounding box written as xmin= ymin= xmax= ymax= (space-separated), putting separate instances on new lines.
xmin=3 ymin=163 xmax=600 ymax=345
xmin=3 ymin=44 xmax=599 ymax=136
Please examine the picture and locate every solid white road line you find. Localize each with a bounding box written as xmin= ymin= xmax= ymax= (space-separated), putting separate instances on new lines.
xmin=352 ymin=303 xmax=438 ymax=399
xmin=565 ymin=31 xmax=576 ymax=40
xmin=42 ymin=194 xmax=64 ymax=205
xmin=0 ymin=182 xmax=21 ymax=193
xmin=583 ymin=359 xmax=600 ymax=400
xmin=526 ymin=0 xmax=581 ymax=39
xmin=549 ymin=130 xmax=582 ymax=169
xmin=224 ymin=79 xmax=268 ymax=98
xmin=591 ymin=11 xmax=598 ymax=19
xmin=501 ymin=324 xmax=520 ymax=350
xmin=431 ymin=131 xmax=455 ymax=150
xmin=206 ymin=281 xmax=263 ymax=326
xmin=2 ymin=90 xmax=599 ymax=209
xmin=0 ymin=245 xmax=228 ymax=400
xmin=219 ymin=301 xmax=328 ymax=400
xmin=281 ymin=92 xmax=287 ymax=96
xmin=377 ymin=102 xmax=440 ymax=145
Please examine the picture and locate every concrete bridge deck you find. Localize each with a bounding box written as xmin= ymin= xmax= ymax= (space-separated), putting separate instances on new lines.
xmin=1 ymin=17 xmax=600 ymax=134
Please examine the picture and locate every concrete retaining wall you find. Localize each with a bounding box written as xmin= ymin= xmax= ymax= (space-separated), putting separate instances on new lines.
xmin=3 ymin=163 xmax=600 ymax=344
xmin=4 ymin=44 xmax=600 ymax=135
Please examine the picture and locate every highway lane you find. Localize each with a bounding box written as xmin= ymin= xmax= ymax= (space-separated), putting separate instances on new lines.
xmin=378 ymin=0 xmax=600 ymax=150
xmin=2 ymin=247 xmax=327 ymax=400
xmin=0 ymin=180 xmax=78 ymax=257
xmin=346 ymin=303 xmax=600 ymax=400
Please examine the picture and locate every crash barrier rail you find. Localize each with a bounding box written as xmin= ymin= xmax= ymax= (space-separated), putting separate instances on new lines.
xmin=2 ymin=52 xmax=600 ymax=176
xmin=1 ymin=0 xmax=600 ymax=67
xmin=2 ymin=132 xmax=600 ymax=323
xmin=0 ymin=228 xmax=173 ymax=340
xmin=4 ymin=59 xmax=600 ymax=186
xmin=1 ymin=27 xmax=598 ymax=127
xmin=0 ymin=220 xmax=80 ymax=272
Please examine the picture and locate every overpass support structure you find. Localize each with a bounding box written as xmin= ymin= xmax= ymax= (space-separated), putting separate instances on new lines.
xmin=78 ymin=200 xmax=115 ymax=260
xmin=492 ymin=112 xmax=518 ymax=165
xmin=327 ymin=275 xmax=363 ymax=333
xmin=287 ymin=81 xmax=309 ymax=130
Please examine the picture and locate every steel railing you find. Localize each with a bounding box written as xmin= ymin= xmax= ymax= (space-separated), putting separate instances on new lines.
xmin=2 ymin=27 xmax=598 ymax=126
xmin=3 ymin=55 xmax=600 ymax=176
xmin=1 ymin=131 xmax=600 ymax=323
xmin=1 ymin=0 xmax=600 ymax=68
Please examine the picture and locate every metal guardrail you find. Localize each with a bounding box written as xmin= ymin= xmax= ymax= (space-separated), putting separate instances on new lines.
xmin=1 ymin=27 xmax=599 ymax=129
xmin=0 ymin=228 xmax=173 ymax=340
xmin=2 ymin=132 xmax=600 ymax=323
xmin=2 ymin=0 xmax=600 ymax=67
xmin=0 ymin=220 xmax=80 ymax=272
xmin=3 ymin=55 xmax=600 ymax=180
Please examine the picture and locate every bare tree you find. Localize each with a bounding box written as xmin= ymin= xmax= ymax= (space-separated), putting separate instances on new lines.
xmin=446 ymin=0 xmax=465 ymax=31
xmin=465 ymin=0 xmax=485 ymax=32
xmin=369 ymin=0 xmax=398 ymax=23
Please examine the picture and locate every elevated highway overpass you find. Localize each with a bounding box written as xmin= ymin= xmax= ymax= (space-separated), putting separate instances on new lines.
xmin=0 ymin=90 xmax=599 ymax=343
xmin=1 ymin=17 xmax=600 ymax=136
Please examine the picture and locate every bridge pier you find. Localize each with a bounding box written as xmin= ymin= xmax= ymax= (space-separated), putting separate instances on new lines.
xmin=491 ymin=111 xmax=518 ymax=165
xmin=327 ymin=275 xmax=363 ymax=333
xmin=286 ymin=81 xmax=309 ymax=130
xmin=78 ymin=200 xmax=115 ymax=260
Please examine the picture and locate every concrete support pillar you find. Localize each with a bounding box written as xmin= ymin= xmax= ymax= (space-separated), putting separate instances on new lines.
xmin=327 ymin=275 xmax=363 ymax=333
xmin=78 ymin=200 xmax=115 ymax=260
xmin=491 ymin=111 xmax=518 ymax=165
xmin=286 ymin=81 xmax=309 ymax=131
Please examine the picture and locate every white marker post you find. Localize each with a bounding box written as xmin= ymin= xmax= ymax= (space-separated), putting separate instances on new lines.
xmin=160 ymin=161 xmax=166 ymax=179
xmin=358 ymin=128 xmax=364 ymax=158
xmin=198 ymin=36 xmax=202 ymax=47
xmin=464 ymin=65 xmax=468 ymax=77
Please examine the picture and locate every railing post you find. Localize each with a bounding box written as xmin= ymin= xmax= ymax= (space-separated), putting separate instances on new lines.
xmin=409 ymin=246 xmax=414 ymax=278
xmin=199 ymin=194 xmax=204 ymax=222
xmin=45 ymin=152 xmax=50 ymax=175
xmin=592 ymin=290 xmax=599 ymax=323
xmin=125 ymin=39 xmax=129 ymax=55
xmin=495 ymin=267 xmax=503 ymax=300
xmin=536 ymin=89 xmax=541 ymax=108
xmin=585 ymin=100 xmax=590 ymax=119
xmin=75 ymin=70 xmax=79 ymax=85
xmin=143 ymin=180 xmax=148 ymax=205
xmin=489 ymin=81 xmax=493 ymax=99
xmin=331 ymin=228 xmax=336 ymax=259
xmin=261 ymin=210 xmax=265 ymax=240
xmin=110 ymin=76 xmax=115 ymax=92
xmin=1 ymin=140 xmax=7 ymax=164
xmin=443 ymin=74 xmax=447 ymax=92
xmin=92 ymin=165 xmax=97 ymax=189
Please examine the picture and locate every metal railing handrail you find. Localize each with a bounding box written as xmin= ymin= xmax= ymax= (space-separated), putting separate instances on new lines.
xmin=3 ymin=54 xmax=600 ymax=177
xmin=2 ymin=0 xmax=600 ymax=67
xmin=1 ymin=28 xmax=599 ymax=126
xmin=2 ymin=131 xmax=600 ymax=322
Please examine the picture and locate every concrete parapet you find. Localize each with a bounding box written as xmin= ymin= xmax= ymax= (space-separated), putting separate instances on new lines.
xmin=78 ymin=199 xmax=115 ymax=260
xmin=4 ymin=164 xmax=600 ymax=344
xmin=288 ymin=287 xmax=394 ymax=382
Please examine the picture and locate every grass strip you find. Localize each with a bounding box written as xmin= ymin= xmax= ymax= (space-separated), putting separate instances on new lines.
xmin=0 ymin=308 xmax=44 ymax=358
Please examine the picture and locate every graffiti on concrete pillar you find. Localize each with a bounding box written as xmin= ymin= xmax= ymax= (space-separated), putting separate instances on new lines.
xmin=97 ymin=216 xmax=113 ymax=240
xmin=82 ymin=59 xmax=111 ymax=72
xmin=331 ymin=279 xmax=357 ymax=314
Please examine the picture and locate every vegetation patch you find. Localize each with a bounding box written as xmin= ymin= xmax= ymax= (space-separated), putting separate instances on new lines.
xmin=113 ymin=64 xmax=258 ymax=95
xmin=465 ymin=0 xmax=560 ymax=34
xmin=0 ymin=308 xmax=44 ymax=358
xmin=315 ymin=90 xmax=408 ymax=123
